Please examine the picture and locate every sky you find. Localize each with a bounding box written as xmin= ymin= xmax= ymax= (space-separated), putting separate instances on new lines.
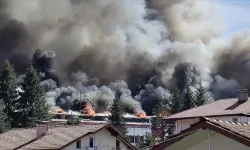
xmin=219 ymin=0 xmax=250 ymax=38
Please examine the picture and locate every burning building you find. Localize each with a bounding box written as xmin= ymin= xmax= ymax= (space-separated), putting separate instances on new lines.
xmin=84 ymin=103 xmax=95 ymax=116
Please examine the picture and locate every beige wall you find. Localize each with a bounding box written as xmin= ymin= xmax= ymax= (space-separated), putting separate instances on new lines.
xmin=176 ymin=119 xmax=199 ymax=133
xmin=165 ymin=130 xmax=250 ymax=150
xmin=175 ymin=116 xmax=250 ymax=133
xmin=185 ymin=132 xmax=249 ymax=150
xmin=63 ymin=129 xmax=128 ymax=150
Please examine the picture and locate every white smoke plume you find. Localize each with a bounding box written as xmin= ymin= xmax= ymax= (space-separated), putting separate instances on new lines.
xmin=147 ymin=0 xmax=225 ymax=43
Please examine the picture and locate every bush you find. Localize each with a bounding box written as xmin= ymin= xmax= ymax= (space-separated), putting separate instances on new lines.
xmin=67 ymin=116 xmax=80 ymax=125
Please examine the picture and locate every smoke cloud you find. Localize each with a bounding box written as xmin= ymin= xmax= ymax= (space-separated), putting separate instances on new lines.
xmin=147 ymin=0 xmax=224 ymax=43
xmin=0 ymin=0 xmax=249 ymax=115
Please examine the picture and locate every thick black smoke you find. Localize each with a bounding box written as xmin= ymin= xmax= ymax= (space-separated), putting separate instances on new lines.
xmin=0 ymin=0 xmax=249 ymax=115
xmin=32 ymin=49 xmax=60 ymax=87
xmin=0 ymin=1 xmax=34 ymax=73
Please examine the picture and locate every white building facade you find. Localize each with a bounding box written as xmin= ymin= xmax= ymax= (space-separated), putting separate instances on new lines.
xmin=63 ymin=129 xmax=128 ymax=150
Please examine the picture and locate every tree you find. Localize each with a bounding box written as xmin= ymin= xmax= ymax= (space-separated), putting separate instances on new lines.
xmin=33 ymin=87 xmax=51 ymax=122
xmin=153 ymin=98 xmax=166 ymax=117
xmin=182 ymin=84 xmax=196 ymax=111
xmin=195 ymin=83 xmax=210 ymax=106
xmin=67 ymin=116 xmax=80 ymax=125
xmin=0 ymin=60 xmax=19 ymax=127
xmin=109 ymin=92 xmax=127 ymax=135
xmin=168 ymin=87 xmax=183 ymax=115
xmin=0 ymin=101 xmax=9 ymax=133
xmin=143 ymin=133 xmax=155 ymax=148
xmin=152 ymin=97 xmax=168 ymax=141
xmin=19 ymin=65 xmax=50 ymax=127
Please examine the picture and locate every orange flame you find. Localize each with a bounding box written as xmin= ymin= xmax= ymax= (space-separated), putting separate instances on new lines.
xmin=55 ymin=107 xmax=63 ymax=113
xmin=85 ymin=103 xmax=95 ymax=116
xmin=135 ymin=112 xmax=146 ymax=118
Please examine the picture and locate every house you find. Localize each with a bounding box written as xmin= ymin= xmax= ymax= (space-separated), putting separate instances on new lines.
xmin=0 ymin=121 xmax=137 ymax=150
xmin=166 ymin=89 xmax=250 ymax=133
xmin=152 ymin=117 xmax=250 ymax=150
xmin=51 ymin=114 xmax=153 ymax=146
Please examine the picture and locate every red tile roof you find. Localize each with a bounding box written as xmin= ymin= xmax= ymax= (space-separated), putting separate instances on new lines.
xmin=152 ymin=117 xmax=250 ymax=150
xmin=167 ymin=98 xmax=250 ymax=120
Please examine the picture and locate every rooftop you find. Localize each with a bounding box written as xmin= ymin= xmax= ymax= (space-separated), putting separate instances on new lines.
xmin=152 ymin=117 xmax=250 ymax=150
xmin=0 ymin=123 xmax=137 ymax=150
xmin=20 ymin=124 xmax=106 ymax=150
xmin=200 ymin=117 xmax=250 ymax=139
xmin=0 ymin=128 xmax=36 ymax=150
xmin=166 ymin=98 xmax=250 ymax=120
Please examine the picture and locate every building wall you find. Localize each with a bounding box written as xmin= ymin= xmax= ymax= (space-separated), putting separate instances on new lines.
xmin=175 ymin=116 xmax=250 ymax=133
xmin=127 ymin=126 xmax=151 ymax=136
xmin=185 ymin=132 xmax=249 ymax=150
xmin=63 ymin=129 xmax=129 ymax=150
xmin=127 ymin=126 xmax=151 ymax=144
xmin=176 ymin=119 xmax=199 ymax=133
xmin=164 ymin=130 xmax=249 ymax=150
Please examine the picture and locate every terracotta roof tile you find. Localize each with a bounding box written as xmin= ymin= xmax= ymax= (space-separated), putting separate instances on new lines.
xmin=167 ymin=98 xmax=250 ymax=120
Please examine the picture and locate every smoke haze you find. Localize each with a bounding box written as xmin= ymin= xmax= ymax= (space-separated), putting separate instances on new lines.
xmin=0 ymin=0 xmax=249 ymax=115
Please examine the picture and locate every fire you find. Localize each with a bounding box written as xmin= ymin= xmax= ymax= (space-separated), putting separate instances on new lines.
xmin=135 ymin=112 xmax=146 ymax=118
xmin=85 ymin=103 xmax=95 ymax=116
xmin=55 ymin=107 xmax=66 ymax=119
xmin=55 ymin=107 xmax=63 ymax=113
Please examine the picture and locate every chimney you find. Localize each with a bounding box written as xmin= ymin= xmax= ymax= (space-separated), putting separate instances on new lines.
xmin=238 ymin=89 xmax=248 ymax=102
xmin=36 ymin=121 xmax=49 ymax=138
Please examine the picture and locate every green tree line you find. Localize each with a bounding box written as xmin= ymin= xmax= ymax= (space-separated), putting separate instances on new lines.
xmin=168 ymin=83 xmax=210 ymax=114
xmin=0 ymin=60 xmax=50 ymax=133
xmin=150 ymin=82 xmax=211 ymax=146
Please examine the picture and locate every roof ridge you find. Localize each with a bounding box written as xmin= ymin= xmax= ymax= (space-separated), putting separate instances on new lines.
xmin=167 ymin=98 xmax=242 ymax=118
xmin=206 ymin=117 xmax=250 ymax=126
xmin=3 ymin=127 xmax=35 ymax=132
xmin=166 ymin=99 xmax=250 ymax=120
xmin=167 ymin=100 xmax=219 ymax=118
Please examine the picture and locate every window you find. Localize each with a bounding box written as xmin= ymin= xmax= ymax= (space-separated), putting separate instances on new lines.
xmin=76 ymin=140 xmax=81 ymax=149
xmin=89 ymin=137 xmax=94 ymax=148
xmin=116 ymin=139 xmax=120 ymax=150
xmin=128 ymin=136 xmax=134 ymax=143
xmin=233 ymin=118 xmax=238 ymax=123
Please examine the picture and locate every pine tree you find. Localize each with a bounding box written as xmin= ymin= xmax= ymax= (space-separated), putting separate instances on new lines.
xmin=182 ymin=84 xmax=196 ymax=111
xmin=152 ymin=97 xmax=167 ymax=141
xmin=153 ymin=97 xmax=166 ymax=117
xmin=0 ymin=101 xmax=9 ymax=133
xmin=19 ymin=65 xmax=50 ymax=127
xmin=0 ymin=60 xmax=19 ymax=127
xmin=109 ymin=92 xmax=127 ymax=135
xmin=195 ymin=83 xmax=210 ymax=106
xmin=33 ymin=87 xmax=51 ymax=122
xmin=168 ymin=87 xmax=183 ymax=115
